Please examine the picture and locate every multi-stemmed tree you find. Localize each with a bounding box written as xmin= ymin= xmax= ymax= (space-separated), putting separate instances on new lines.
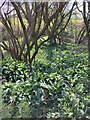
xmin=0 ymin=2 xmax=75 ymax=67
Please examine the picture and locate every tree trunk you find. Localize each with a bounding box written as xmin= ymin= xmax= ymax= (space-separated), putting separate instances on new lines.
xmin=87 ymin=2 xmax=90 ymax=65
xmin=83 ymin=2 xmax=90 ymax=64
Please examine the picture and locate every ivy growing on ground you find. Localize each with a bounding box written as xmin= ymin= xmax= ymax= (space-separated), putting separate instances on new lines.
xmin=2 ymin=43 xmax=90 ymax=118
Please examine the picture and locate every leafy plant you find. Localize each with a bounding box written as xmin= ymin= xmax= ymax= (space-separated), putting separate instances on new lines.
xmin=2 ymin=59 xmax=30 ymax=82
xmin=2 ymin=43 xmax=90 ymax=118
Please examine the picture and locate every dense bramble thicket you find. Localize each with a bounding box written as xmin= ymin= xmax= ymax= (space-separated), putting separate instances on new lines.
xmin=2 ymin=43 xmax=90 ymax=118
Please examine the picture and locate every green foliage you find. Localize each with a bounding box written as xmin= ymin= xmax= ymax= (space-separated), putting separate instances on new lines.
xmin=2 ymin=59 xmax=30 ymax=82
xmin=2 ymin=43 xmax=90 ymax=118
